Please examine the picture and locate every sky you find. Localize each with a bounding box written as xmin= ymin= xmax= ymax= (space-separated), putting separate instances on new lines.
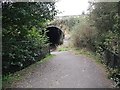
xmin=55 ymin=0 xmax=90 ymax=16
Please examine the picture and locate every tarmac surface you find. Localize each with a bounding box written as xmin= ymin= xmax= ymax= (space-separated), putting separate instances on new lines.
xmin=11 ymin=51 xmax=113 ymax=88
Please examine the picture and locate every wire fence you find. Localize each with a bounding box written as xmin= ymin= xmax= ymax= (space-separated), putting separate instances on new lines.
xmin=101 ymin=48 xmax=120 ymax=69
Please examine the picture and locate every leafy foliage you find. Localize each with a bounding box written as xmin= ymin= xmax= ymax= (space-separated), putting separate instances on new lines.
xmin=71 ymin=16 xmax=97 ymax=51
xmin=88 ymin=2 xmax=120 ymax=87
xmin=2 ymin=2 xmax=57 ymax=75
xmin=88 ymin=2 xmax=120 ymax=55
xmin=60 ymin=2 xmax=120 ymax=87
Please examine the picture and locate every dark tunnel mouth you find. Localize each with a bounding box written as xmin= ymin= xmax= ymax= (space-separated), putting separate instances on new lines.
xmin=46 ymin=26 xmax=65 ymax=49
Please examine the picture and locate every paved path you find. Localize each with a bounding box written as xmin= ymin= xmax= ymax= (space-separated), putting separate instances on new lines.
xmin=11 ymin=51 xmax=113 ymax=88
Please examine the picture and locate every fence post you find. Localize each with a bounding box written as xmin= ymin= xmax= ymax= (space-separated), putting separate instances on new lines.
xmin=110 ymin=53 xmax=115 ymax=68
xmin=48 ymin=44 xmax=50 ymax=54
xmin=103 ymin=48 xmax=120 ymax=69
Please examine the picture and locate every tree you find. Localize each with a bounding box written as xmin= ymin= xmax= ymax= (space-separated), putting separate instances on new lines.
xmin=88 ymin=2 xmax=120 ymax=54
xmin=2 ymin=2 xmax=57 ymax=75
xmin=88 ymin=2 xmax=120 ymax=87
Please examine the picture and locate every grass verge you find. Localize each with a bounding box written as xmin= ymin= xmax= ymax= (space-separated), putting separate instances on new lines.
xmin=72 ymin=47 xmax=120 ymax=88
xmin=57 ymin=44 xmax=72 ymax=52
xmin=72 ymin=48 xmax=103 ymax=64
xmin=2 ymin=54 xmax=55 ymax=88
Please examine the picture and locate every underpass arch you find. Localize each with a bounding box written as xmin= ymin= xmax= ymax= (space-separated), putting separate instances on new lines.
xmin=46 ymin=26 xmax=65 ymax=49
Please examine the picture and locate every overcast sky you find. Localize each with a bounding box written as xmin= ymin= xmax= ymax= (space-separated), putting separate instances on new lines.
xmin=55 ymin=0 xmax=90 ymax=16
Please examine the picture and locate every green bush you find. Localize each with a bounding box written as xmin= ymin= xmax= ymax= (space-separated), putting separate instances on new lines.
xmin=71 ymin=16 xmax=97 ymax=51
xmin=2 ymin=2 xmax=57 ymax=75
xmin=88 ymin=2 xmax=120 ymax=87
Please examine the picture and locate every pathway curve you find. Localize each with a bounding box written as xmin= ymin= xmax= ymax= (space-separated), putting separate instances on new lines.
xmin=11 ymin=51 xmax=113 ymax=88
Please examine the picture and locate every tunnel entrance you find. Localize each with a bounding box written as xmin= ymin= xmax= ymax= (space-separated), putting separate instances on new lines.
xmin=46 ymin=26 xmax=64 ymax=50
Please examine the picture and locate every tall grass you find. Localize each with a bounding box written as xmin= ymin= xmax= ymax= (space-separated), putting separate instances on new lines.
xmin=71 ymin=16 xmax=97 ymax=51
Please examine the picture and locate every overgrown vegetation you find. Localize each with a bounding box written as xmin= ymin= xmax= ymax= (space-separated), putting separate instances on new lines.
xmin=71 ymin=16 xmax=97 ymax=51
xmin=2 ymin=2 xmax=57 ymax=75
xmin=88 ymin=2 xmax=120 ymax=87
xmin=53 ymin=2 xmax=120 ymax=88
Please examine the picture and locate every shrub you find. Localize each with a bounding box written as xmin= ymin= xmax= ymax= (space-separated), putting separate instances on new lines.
xmin=71 ymin=16 xmax=97 ymax=51
xmin=2 ymin=2 xmax=57 ymax=75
